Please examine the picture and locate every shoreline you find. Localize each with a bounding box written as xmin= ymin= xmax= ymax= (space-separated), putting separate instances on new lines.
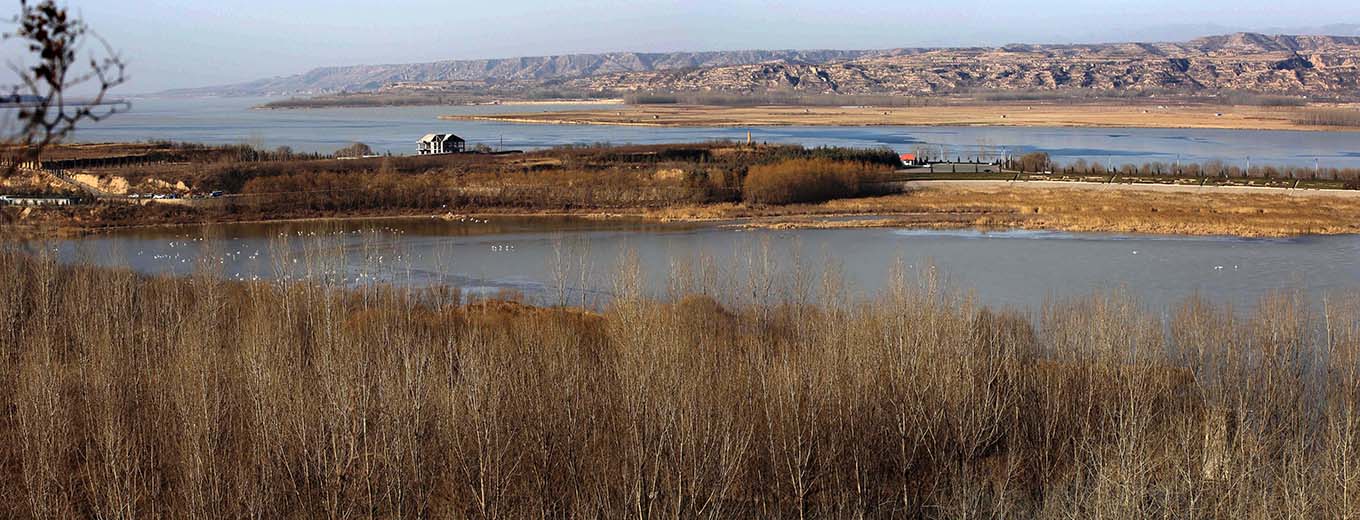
xmin=254 ymin=98 xmax=624 ymax=110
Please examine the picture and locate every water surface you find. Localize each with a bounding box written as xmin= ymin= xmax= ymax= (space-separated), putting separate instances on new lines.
xmin=39 ymin=217 xmax=1360 ymax=312
xmin=62 ymin=96 xmax=1360 ymax=168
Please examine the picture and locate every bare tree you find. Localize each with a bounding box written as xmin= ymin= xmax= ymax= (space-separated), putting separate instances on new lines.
xmin=3 ymin=0 xmax=126 ymax=174
xmin=335 ymin=142 xmax=372 ymax=158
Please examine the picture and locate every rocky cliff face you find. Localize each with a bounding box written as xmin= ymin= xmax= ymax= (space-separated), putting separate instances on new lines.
xmin=172 ymin=33 xmax=1360 ymax=98
xmin=559 ymin=34 xmax=1360 ymax=96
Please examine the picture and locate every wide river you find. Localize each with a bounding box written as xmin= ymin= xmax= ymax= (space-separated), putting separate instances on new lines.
xmin=70 ymin=96 xmax=1360 ymax=167
xmin=36 ymin=97 xmax=1360 ymax=311
xmin=32 ymin=217 xmax=1360 ymax=313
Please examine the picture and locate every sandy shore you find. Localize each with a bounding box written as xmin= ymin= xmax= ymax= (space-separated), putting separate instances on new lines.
xmin=442 ymin=103 xmax=1360 ymax=132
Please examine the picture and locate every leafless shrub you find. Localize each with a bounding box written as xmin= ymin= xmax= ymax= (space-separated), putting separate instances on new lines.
xmin=743 ymin=158 xmax=886 ymax=205
xmin=2 ymin=246 xmax=1359 ymax=517
xmin=1295 ymin=108 xmax=1360 ymax=128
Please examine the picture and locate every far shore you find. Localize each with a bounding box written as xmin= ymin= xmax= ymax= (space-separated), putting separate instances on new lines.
xmin=441 ymin=102 xmax=1360 ymax=132
xmin=469 ymin=98 xmax=624 ymax=106
xmin=253 ymin=98 xmax=624 ymax=110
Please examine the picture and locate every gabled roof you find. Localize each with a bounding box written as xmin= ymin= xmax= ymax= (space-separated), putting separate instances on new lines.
xmin=419 ymin=133 xmax=465 ymax=143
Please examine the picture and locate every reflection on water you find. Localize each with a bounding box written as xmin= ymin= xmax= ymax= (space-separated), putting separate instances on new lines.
xmin=37 ymin=216 xmax=1360 ymax=312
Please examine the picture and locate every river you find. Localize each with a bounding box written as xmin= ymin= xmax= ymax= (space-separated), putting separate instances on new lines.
xmin=33 ymin=217 xmax=1360 ymax=312
xmin=67 ymin=96 xmax=1360 ymax=168
xmin=36 ymin=97 xmax=1360 ymax=311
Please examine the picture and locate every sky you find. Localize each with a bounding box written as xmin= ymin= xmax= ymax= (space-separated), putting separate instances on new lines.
xmin=3 ymin=0 xmax=1358 ymax=93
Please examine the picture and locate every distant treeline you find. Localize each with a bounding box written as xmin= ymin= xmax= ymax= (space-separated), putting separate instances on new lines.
xmin=1053 ymin=156 xmax=1360 ymax=186
xmin=1294 ymin=107 xmax=1360 ymax=127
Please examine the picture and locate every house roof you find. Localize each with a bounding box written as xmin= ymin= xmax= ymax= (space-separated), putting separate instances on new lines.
xmin=419 ymin=133 xmax=465 ymax=143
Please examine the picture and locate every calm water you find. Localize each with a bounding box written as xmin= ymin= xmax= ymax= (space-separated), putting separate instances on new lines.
xmin=36 ymin=218 xmax=1360 ymax=312
xmin=40 ymin=98 xmax=1360 ymax=310
xmin=66 ymin=96 xmax=1360 ymax=168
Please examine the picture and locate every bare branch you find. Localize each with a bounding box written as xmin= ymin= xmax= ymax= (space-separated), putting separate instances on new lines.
xmin=3 ymin=0 xmax=127 ymax=176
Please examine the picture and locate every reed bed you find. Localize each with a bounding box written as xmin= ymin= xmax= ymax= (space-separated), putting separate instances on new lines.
xmin=1294 ymin=107 xmax=1360 ymax=128
xmin=2 ymin=247 xmax=1360 ymax=518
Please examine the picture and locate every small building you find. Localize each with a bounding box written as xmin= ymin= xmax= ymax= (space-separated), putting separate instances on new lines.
xmin=418 ymin=134 xmax=466 ymax=155
xmin=900 ymin=153 xmax=922 ymax=166
xmin=0 ymin=195 xmax=76 ymax=206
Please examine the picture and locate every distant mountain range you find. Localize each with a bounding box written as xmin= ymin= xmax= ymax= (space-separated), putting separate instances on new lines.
xmin=168 ymin=33 xmax=1360 ymax=99
xmin=163 ymin=50 xmax=890 ymax=97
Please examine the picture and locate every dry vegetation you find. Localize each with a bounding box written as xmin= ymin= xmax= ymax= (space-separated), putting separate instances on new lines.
xmin=743 ymin=158 xmax=890 ymax=204
xmin=882 ymin=184 xmax=1360 ymax=236
xmin=1294 ymin=107 xmax=1360 ymax=128
xmin=9 ymin=142 xmax=1360 ymax=238
xmin=3 ymin=143 xmax=901 ymax=229
xmin=3 ymin=247 xmax=1360 ymax=518
xmin=652 ymin=183 xmax=1360 ymax=237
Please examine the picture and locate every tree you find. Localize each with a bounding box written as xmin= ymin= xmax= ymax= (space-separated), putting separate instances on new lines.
xmin=1015 ymin=152 xmax=1050 ymax=173
xmin=3 ymin=0 xmax=126 ymax=175
xmin=335 ymin=142 xmax=373 ymax=158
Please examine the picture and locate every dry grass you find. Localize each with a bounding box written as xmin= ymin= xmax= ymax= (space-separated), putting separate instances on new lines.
xmin=742 ymin=158 xmax=887 ymax=205
xmin=442 ymin=103 xmax=1360 ymax=131
xmin=10 ymin=141 xmax=1360 ymax=238
xmin=650 ymin=183 xmax=1360 ymax=237
xmin=3 ymin=246 xmax=1360 ymax=518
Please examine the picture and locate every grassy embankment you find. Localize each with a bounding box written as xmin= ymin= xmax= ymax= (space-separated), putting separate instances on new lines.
xmin=2 ymin=248 xmax=1360 ymax=517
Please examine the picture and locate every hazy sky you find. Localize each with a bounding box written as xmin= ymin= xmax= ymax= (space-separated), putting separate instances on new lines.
xmin=4 ymin=0 xmax=1358 ymax=93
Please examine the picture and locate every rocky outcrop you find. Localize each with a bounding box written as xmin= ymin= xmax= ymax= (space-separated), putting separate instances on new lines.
xmin=559 ymin=34 xmax=1360 ymax=97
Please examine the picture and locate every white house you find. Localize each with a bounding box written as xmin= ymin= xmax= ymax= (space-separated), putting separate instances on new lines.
xmin=418 ymin=134 xmax=466 ymax=155
xmin=0 ymin=195 xmax=76 ymax=206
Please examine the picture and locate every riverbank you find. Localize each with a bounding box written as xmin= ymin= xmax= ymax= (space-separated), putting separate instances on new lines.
xmin=10 ymin=180 xmax=1360 ymax=238
xmin=441 ymin=102 xmax=1360 ymax=131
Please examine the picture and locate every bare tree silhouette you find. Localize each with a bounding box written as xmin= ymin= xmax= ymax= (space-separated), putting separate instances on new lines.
xmin=3 ymin=0 xmax=126 ymax=175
